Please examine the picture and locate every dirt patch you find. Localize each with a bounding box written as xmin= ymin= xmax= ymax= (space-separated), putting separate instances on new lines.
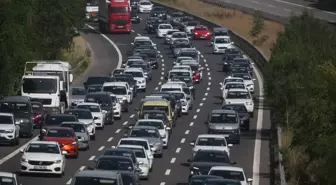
xmin=60 ymin=36 xmax=91 ymax=78
xmin=155 ymin=0 xmax=284 ymax=59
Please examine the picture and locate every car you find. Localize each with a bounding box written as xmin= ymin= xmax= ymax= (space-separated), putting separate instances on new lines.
xmin=132 ymin=36 xmax=157 ymax=48
xmin=224 ymin=48 xmax=243 ymax=56
xmin=205 ymin=109 xmax=241 ymax=143
xmin=222 ymin=104 xmax=250 ymax=131
xmin=125 ymin=126 xmax=164 ymax=157
xmin=137 ymin=49 xmax=159 ymax=69
xmin=83 ymin=76 xmax=111 ymax=90
xmin=102 ymin=82 xmax=132 ymax=111
xmin=69 ymin=85 xmax=87 ymax=106
xmin=125 ymin=58 xmax=144 ymax=68
xmin=232 ymin=58 xmax=254 ymax=71
xmin=124 ymin=68 xmax=147 ymax=92
xmin=170 ymin=91 xmax=192 ymax=115
xmin=190 ymin=134 xmax=233 ymax=157
xmin=111 ymin=74 xmax=138 ymax=97
xmin=178 ymin=48 xmax=200 ymax=63
xmin=188 ymin=175 xmax=224 ymax=185
xmin=42 ymin=113 xmax=78 ymax=131
xmin=172 ymin=65 xmax=192 ymax=72
xmin=117 ymin=138 xmax=154 ymax=169
xmin=102 ymin=148 xmax=139 ymax=167
xmin=111 ymin=68 xmax=125 ymax=77
xmin=138 ymin=110 xmax=173 ymax=129
xmin=172 ymin=40 xmax=193 ymax=57
xmin=187 ymin=149 xmax=235 ymax=180
xmin=220 ymin=77 xmax=245 ymax=88
xmin=220 ymin=82 xmax=246 ymax=100
xmin=76 ymin=102 xmax=106 ymax=129
xmin=174 ymin=56 xmax=194 ymax=66
xmin=133 ymin=119 xmax=171 ymax=148
xmin=140 ymin=97 xmax=177 ymax=123
xmin=131 ymin=11 xmax=140 ymax=23
xmin=167 ymin=69 xmax=192 ymax=81
xmin=40 ymin=127 xmax=79 ymax=158
xmin=146 ymin=19 xmax=166 ymax=34
xmin=64 ymin=109 xmax=97 ymax=140
xmin=150 ymin=7 xmax=167 ymax=19
xmin=171 ymin=76 xmax=195 ymax=93
xmin=224 ymin=89 xmax=254 ymax=118
xmin=109 ymin=94 xmax=122 ymax=119
xmin=87 ymin=84 xmax=103 ymax=93
xmin=60 ymin=122 xmax=90 ymax=150
xmin=156 ymin=24 xmax=173 ymax=38
xmin=164 ymin=29 xmax=180 ymax=44
xmin=128 ymin=63 xmax=153 ymax=81
xmin=31 ymin=101 xmax=46 ymax=128
xmin=169 ymin=11 xmax=184 ymax=26
xmin=170 ymin=32 xmax=189 ymax=46
xmin=212 ymin=27 xmax=230 ymax=38
xmin=71 ymin=170 xmax=124 ymax=185
xmin=0 ymin=172 xmax=20 ymax=185
xmin=212 ymin=36 xmax=234 ymax=54
xmin=118 ymin=145 xmax=151 ymax=179
xmin=84 ymin=92 xmax=115 ymax=124
xmin=0 ymin=113 xmax=20 ymax=145
xmin=184 ymin=21 xmax=200 ymax=35
xmin=208 ymin=166 xmax=253 ymax=185
xmin=20 ymin=141 xmax=66 ymax=175
xmin=138 ymin=0 xmax=153 ymax=13
xmin=121 ymin=171 xmax=140 ymax=185
xmin=178 ymin=16 xmax=194 ymax=30
xmin=229 ymin=67 xmax=251 ymax=77
xmin=192 ymin=25 xmax=211 ymax=40
xmin=222 ymin=54 xmax=243 ymax=72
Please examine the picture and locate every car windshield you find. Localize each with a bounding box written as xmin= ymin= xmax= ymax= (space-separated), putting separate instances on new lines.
xmin=180 ymin=52 xmax=197 ymax=58
xmin=225 ymin=83 xmax=245 ymax=89
xmin=45 ymin=129 xmax=74 ymax=138
xmin=214 ymin=30 xmax=229 ymax=36
xmin=0 ymin=102 xmax=29 ymax=114
xmin=65 ymin=110 xmax=93 ymax=119
xmin=141 ymin=51 xmax=156 ymax=58
xmin=224 ymin=55 xmax=240 ymax=61
xmin=187 ymin=22 xmax=198 ymax=26
xmin=173 ymin=33 xmax=187 ymax=38
xmin=25 ymin=143 xmax=60 ymax=154
xmin=45 ymin=115 xmax=76 ymax=126
xmin=125 ymin=71 xmax=144 ymax=78
xmin=85 ymin=95 xmax=111 ymax=106
xmin=119 ymin=140 xmax=149 ymax=149
xmin=142 ymin=112 xmax=167 ymax=121
xmin=22 ymin=78 xmax=57 ymax=94
xmin=222 ymin=105 xmax=247 ymax=113
xmin=127 ymin=60 xmax=142 ymax=66
xmin=120 ymin=148 xmax=146 ymax=158
xmin=171 ymin=92 xmax=185 ymax=100
xmin=210 ymin=113 xmax=238 ymax=123
xmin=209 ymin=170 xmax=245 ymax=181
xmin=103 ymin=150 xmax=136 ymax=163
xmin=71 ymin=87 xmax=86 ymax=96
xmin=159 ymin=25 xmax=172 ymax=29
xmin=231 ymin=68 xmax=248 ymax=73
xmin=215 ymin=38 xmax=230 ymax=43
xmin=142 ymin=105 xmax=168 ymax=114
xmin=73 ymin=177 xmax=117 ymax=185
xmin=0 ymin=115 xmax=12 ymax=125
xmin=103 ymin=86 xmax=127 ymax=95
xmin=193 ymin=151 xmax=230 ymax=163
xmin=137 ymin=121 xmax=164 ymax=129
xmin=224 ymin=79 xmax=244 ymax=84
xmin=0 ymin=176 xmax=15 ymax=185
xmin=140 ymin=1 xmax=151 ymax=5
xmin=195 ymin=27 xmax=207 ymax=31
xmin=130 ymin=128 xmax=160 ymax=138
xmin=87 ymin=77 xmax=111 ymax=85
xmin=77 ymin=105 xmax=100 ymax=112
xmin=196 ymin=137 xmax=226 ymax=146
xmin=61 ymin=123 xmax=86 ymax=133
xmin=232 ymin=63 xmax=250 ymax=68
xmin=130 ymin=65 xmax=148 ymax=71
xmin=226 ymin=92 xmax=250 ymax=99
xmin=190 ymin=179 xmax=209 ymax=185
xmin=169 ymin=72 xmax=190 ymax=78
xmin=172 ymin=77 xmax=192 ymax=84
xmin=135 ymin=40 xmax=151 ymax=46
xmin=96 ymin=158 xmax=133 ymax=171
xmin=87 ymin=85 xmax=102 ymax=93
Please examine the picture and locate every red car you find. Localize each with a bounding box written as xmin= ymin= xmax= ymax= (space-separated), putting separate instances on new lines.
xmin=41 ymin=127 xmax=79 ymax=158
xmin=192 ymin=25 xmax=211 ymax=40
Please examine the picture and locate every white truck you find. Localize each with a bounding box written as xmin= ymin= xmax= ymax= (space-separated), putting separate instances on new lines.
xmin=21 ymin=61 xmax=73 ymax=113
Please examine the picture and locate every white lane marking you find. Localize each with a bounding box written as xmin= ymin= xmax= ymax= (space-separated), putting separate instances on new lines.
xmin=176 ymin=148 xmax=181 ymax=153
xmin=155 ymin=87 xmax=159 ymax=90
xmin=161 ymin=72 xmax=164 ymax=75
xmin=193 ymin=115 xmax=197 ymax=119
xmin=201 ymin=55 xmax=204 ymax=58
xmin=115 ymin=129 xmax=121 ymax=133
xmin=185 ymin=130 xmax=190 ymax=134
xmin=130 ymin=114 xmax=135 ymax=118
xmin=251 ymin=0 xmax=259 ymax=3
xmin=284 ymin=8 xmax=291 ymax=12
xmin=89 ymin=156 xmax=95 ymax=161
xmin=158 ymin=82 xmax=162 ymax=85
xmin=170 ymin=158 xmax=176 ymax=163
xmin=205 ymin=63 xmax=208 ymax=67
xmin=66 ymin=179 xmax=72 ymax=185
xmin=123 ymin=121 xmax=128 ymax=125
xmin=189 ymin=122 xmax=194 ymax=126
xmin=160 ymin=182 xmax=166 ymax=185
xmin=162 ymin=63 xmax=165 ymax=66
xmin=0 ymin=136 xmax=38 ymax=166
xmin=205 ymin=92 xmax=208 ymax=96
xmin=203 ymin=59 xmax=207 ymax=62
xmin=162 ymin=67 xmax=164 ymax=71
xmin=200 ymin=103 xmax=203 ymax=106
xmin=267 ymin=4 xmax=275 ymax=7
xmin=107 ymin=137 xmax=113 ymax=142
xmin=140 ymin=17 xmax=143 ymax=20
xmin=79 ymin=166 xmax=86 ymax=171
xmin=196 ymin=109 xmax=200 ymax=113
xmin=86 ymin=24 xmax=122 ymax=68
xmin=98 ymin=146 xmax=105 ymax=151
xmin=131 ymin=30 xmax=135 ymax=32
xmin=165 ymin=169 xmax=171 ymax=175
xmin=207 ymin=68 xmax=210 ymax=71
xmin=208 ymin=82 xmax=211 ymax=86
xmin=180 ymin=138 xmax=186 ymax=143
xmin=206 ymin=87 xmax=210 ymax=91
xmin=137 ymin=33 xmax=142 ymax=36
xmin=160 ymin=76 xmax=164 ymax=80
xmin=202 ymin=97 xmax=206 ymax=101
xmin=160 ymin=55 xmax=163 ymax=58
xmin=207 ymin=72 xmax=211 ymax=75
xmin=162 ymin=59 xmax=164 ymax=62
xmin=158 ymin=51 xmax=161 ymax=54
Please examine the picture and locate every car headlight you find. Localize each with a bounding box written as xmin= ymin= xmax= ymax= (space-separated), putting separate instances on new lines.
xmin=54 ymin=160 xmax=62 ymax=164
xmin=5 ymin=129 xmax=14 ymax=133
xmin=21 ymin=158 xmax=28 ymax=163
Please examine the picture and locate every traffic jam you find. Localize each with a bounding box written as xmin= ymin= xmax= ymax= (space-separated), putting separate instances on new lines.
xmin=0 ymin=0 xmax=257 ymax=185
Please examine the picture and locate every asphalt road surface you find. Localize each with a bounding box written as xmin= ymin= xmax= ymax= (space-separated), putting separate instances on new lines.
xmin=216 ymin=0 xmax=336 ymax=22
xmin=0 ymin=12 xmax=271 ymax=185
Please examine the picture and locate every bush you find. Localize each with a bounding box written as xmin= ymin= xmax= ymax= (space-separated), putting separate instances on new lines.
xmin=266 ymin=11 xmax=336 ymax=185
xmin=0 ymin=0 xmax=85 ymax=96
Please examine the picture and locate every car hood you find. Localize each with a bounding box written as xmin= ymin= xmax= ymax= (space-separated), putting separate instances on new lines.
xmin=43 ymin=137 xmax=75 ymax=145
xmin=78 ymin=119 xmax=93 ymax=125
xmin=0 ymin=124 xmax=15 ymax=130
xmin=158 ymin=129 xmax=166 ymax=137
xmin=139 ymin=5 xmax=152 ymax=8
xmin=23 ymin=153 xmax=62 ymax=161
xmin=190 ymin=162 xmax=231 ymax=174
xmin=139 ymin=137 xmax=161 ymax=145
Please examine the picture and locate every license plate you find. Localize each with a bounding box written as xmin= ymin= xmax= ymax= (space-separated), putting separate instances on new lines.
xmin=34 ymin=166 xmax=47 ymax=169
xmin=118 ymin=26 xmax=123 ymax=28
xmin=201 ymin=36 xmax=205 ymax=38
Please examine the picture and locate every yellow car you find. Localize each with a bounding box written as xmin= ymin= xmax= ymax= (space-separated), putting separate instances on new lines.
xmin=138 ymin=100 xmax=176 ymax=126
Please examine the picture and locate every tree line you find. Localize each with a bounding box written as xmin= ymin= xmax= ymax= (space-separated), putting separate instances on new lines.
xmin=0 ymin=0 xmax=85 ymax=97
xmin=266 ymin=11 xmax=336 ymax=185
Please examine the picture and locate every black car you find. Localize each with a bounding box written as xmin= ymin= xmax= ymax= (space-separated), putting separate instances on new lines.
xmin=150 ymin=6 xmax=167 ymax=19
xmin=138 ymin=49 xmax=158 ymax=69
xmin=131 ymin=11 xmax=140 ymax=23
xmin=170 ymin=11 xmax=185 ymax=26
xmin=87 ymin=84 xmax=103 ymax=93
xmin=189 ymin=175 xmax=223 ymax=185
xmin=229 ymin=67 xmax=250 ymax=76
xmin=42 ymin=113 xmax=78 ymax=132
xmin=147 ymin=19 xmax=165 ymax=33
xmin=224 ymin=48 xmax=243 ymax=56
xmin=102 ymin=148 xmax=139 ymax=167
xmin=84 ymin=76 xmax=111 ymax=90
xmin=112 ymin=74 xmax=137 ymax=97
xmin=84 ymin=92 xmax=114 ymax=124
xmin=179 ymin=16 xmax=194 ymax=30
xmin=222 ymin=104 xmax=250 ymax=130
xmin=222 ymin=54 xmax=242 ymax=72
xmin=145 ymin=17 xmax=160 ymax=32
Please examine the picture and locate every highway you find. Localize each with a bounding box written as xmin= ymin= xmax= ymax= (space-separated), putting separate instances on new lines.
xmin=0 ymin=12 xmax=271 ymax=185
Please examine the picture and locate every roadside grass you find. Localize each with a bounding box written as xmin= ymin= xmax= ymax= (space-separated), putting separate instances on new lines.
xmin=155 ymin=0 xmax=284 ymax=59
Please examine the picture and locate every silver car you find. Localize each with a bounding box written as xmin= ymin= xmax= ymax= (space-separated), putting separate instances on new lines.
xmin=204 ymin=109 xmax=241 ymax=144
xmin=126 ymin=126 xmax=164 ymax=157
xmin=60 ymin=121 xmax=90 ymax=150
xmin=70 ymin=85 xmax=87 ymax=106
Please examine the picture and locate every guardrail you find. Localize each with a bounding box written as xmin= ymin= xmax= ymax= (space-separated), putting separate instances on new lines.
xmin=151 ymin=1 xmax=286 ymax=185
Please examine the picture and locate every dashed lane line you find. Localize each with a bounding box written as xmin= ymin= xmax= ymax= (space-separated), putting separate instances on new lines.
xmin=202 ymin=97 xmax=206 ymax=101
xmin=79 ymin=166 xmax=86 ymax=171
xmin=123 ymin=121 xmax=128 ymax=125
xmin=205 ymin=92 xmax=208 ymax=96
xmin=165 ymin=169 xmax=171 ymax=175
xmin=115 ymin=129 xmax=121 ymax=133
xmin=160 ymin=182 xmax=166 ymax=185
xmin=180 ymin=138 xmax=186 ymax=143
xmin=89 ymin=156 xmax=95 ymax=161
xmin=189 ymin=122 xmax=194 ymax=126
xmin=185 ymin=130 xmax=190 ymax=134
xmin=200 ymin=103 xmax=203 ymax=106
xmin=170 ymin=158 xmax=176 ymax=163
xmin=107 ymin=137 xmax=113 ymax=142
xmin=196 ymin=109 xmax=200 ymax=113
xmin=193 ymin=115 xmax=197 ymax=119
xmin=130 ymin=114 xmax=135 ymax=118
xmin=176 ymin=148 xmax=181 ymax=153
xmin=98 ymin=146 xmax=105 ymax=151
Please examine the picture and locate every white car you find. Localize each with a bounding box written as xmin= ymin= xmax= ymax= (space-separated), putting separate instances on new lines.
xmin=137 ymin=0 xmax=153 ymax=13
xmin=174 ymin=56 xmax=194 ymax=66
xmin=208 ymin=166 xmax=253 ymax=185
xmin=157 ymin=24 xmax=173 ymax=38
xmin=118 ymin=145 xmax=151 ymax=179
xmin=132 ymin=36 xmax=156 ymax=48
xmin=184 ymin=21 xmax=199 ymax=35
xmin=220 ymin=82 xmax=246 ymax=100
xmin=170 ymin=91 xmax=192 ymax=114
xmin=170 ymin=32 xmax=189 ymax=45
xmin=167 ymin=69 xmax=192 ymax=80
xmin=164 ymin=29 xmax=180 ymax=44
xmin=102 ymin=81 xmax=133 ymax=105
xmin=0 ymin=113 xmax=20 ymax=145
xmin=0 ymin=172 xmax=19 ymax=185
xmin=64 ymin=109 xmax=96 ymax=140
xmin=134 ymin=119 xmax=171 ymax=148
xmin=117 ymin=138 xmax=154 ymax=169
xmin=124 ymin=68 xmax=147 ymax=92
xmin=221 ymin=77 xmax=245 ymax=87
xmin=20 ymin=141 xmax=66 ymax=175
xmin=76 ymin=102 xmax=106 ymax=129
xmin=190 ymin=134 xmax=233 ymax=157
xmin=224 ymin=89 xmax=254 ymax=117
xmin=110 ymin=95 xmax=122 ymax=119
xmin=178 ymin=48 xmax=200 ymax=63
xmin=172 ymin=65 xmax=192 ymax=72
xmin=212 ymin=36 xmax=234 ymax=54
xmin=232 ymin=73 xmax=256 ymax=93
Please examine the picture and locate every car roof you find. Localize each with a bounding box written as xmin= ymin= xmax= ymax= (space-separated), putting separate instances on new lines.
xmin=65 ymin=108 xmax=91 ymax=112
xmin=170 ymin=69 xmax=190 ymax=72
xmin=137 ymin=119 xmax=164 ymax=123
xmin=0 ymin=172 xmax=16 ymax=178
xmin=132 ymin=125 xmax=159 ymax=130
xmin=74 ymin=170 xmax=120 ymax=178
xmin=214 ymin=36 xmax=230 ymax=39
xmin=86 ymin=92 xmax=111 ymax=96
xmin=120 ymin=138 xmax=149 ymax=142
xmin=77 ymin=102 xmax=100 ymax=106
xmin=211 ymin=109 xmax=237 ymax=114
xmin=103 ymin=148 xmax=135 ymax=153
xmin=103 ymin=82 xmax=128 ymax=86
xmin=118 ymin=144 xmax=144 ymax=150
xmin=48 ymin=113 xmax=76 ymax=117
xmin=29 ymin=140 xmax=59 ymax=145
xmin=227 ymin=88 xmax=249 ymax=92
xmin=143 ymin=100 xmax=169 ymax=105
xmin=125 ymin=68 xmax=144 ymax=72
xmin=98 ymin=155 xmax=132 ymax=161
xmin=141 ymin=110 xmax=167 ymax=114
xmin=46 ymin=126 xmax=74 ymax=130
xmin=210 ymin=166 xmax=244 ymax=171
xmin=161 ymin=83 xmax=183 ymax=88
xmin=61 ymin=121 xmax=85 ymax=125
xmin=197 ymin=134 xmax=226 ymax=139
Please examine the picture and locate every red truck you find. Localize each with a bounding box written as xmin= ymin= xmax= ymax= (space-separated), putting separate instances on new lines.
xmin=98 ymin=0 xmax=132 ymax=33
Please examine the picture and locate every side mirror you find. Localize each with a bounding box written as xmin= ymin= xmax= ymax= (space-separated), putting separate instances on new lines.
xmin=228 ymin=144 xmax=233 ymax=147
xmin=69 ymin=74 xmax=74 ymax=83
xmin=190 ymin=142 xmax=195 ymax=146
xmin=136 ymin=168 xmax=142 ymax=172
xmin=138 ymin=161 xmax=144 ymax=165
xmin=187 ymin=159 xmax=192 ymax=163
xmin=20 ymin=148 xmax=25 ymax=153
xmin=128 ymin=125 xmax=133 ymax=129
xmin=192 ymin=166 xmax=199 ymax=170
xmin=165 ymin=127 xmax=171 ymax=130
xmin=94 ymin=117 xmax=99 ymax=120
xmin=253 ymin=78 xmax=257 ymax=81
xmin=61 ymin=150 xmax=68 ymax=155
xmin=247 ymin=178 xmax=253 ymax=183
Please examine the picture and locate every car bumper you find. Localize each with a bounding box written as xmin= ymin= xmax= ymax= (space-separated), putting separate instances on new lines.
xmin=20 ymin=162 xmax=63 ymax=174
xmin=0 ymin=133 xmax=16 ymax=143
xmin=139 ymin=166 xmax=150 ymax=178
xmin=94 ymin=119 xmax=104 ymax=128
xmin=136 ymin=83 xmax=146 ymax=90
